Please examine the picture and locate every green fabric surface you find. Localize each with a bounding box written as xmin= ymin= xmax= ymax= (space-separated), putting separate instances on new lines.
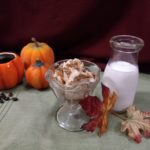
xmin=0 ymin=73 xmax=150 ymax=150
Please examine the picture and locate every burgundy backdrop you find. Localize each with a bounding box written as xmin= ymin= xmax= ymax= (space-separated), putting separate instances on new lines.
xmin=0 ymin=0 xmax=150 ymax=72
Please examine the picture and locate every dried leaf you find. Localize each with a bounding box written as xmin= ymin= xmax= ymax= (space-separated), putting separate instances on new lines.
xmin=121 ymin=106 xmax=150 ymax=143
xmin=80 ymin=83 xmax=117 ymax=135
xmin=82 ymin=118 xmax=99 ymax=132
xmin=99 ymin=84 xmax=117 ymax=134
xmin=80 ymin=96 xmax=102 ymax=117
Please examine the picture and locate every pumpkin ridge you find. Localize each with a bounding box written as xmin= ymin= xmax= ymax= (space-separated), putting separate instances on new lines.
xmin=25 ymin=49 xmax=32 ymax=69
xmin=32 ymin=69 xmax=41 ymax=89
xmin=43 ymin=47 xmax=54 ymax=64
xmin=41 ymin=66 xmax=48 ymax=88
xmin=31 ymin=48 xmax=42 ymax=65
xmin=11 ymin=59 xmax=20 ymax=83
xmin=26 ymin=67 xmax=35 ymax=85
xmin=21 ymin=47 xmax=31 ymax=69
xmin=39 ymin=67 xmax=43 ymax=87
xmin=38 ymin=50 xmax=45 ymax=64
xmin=0 ymin=68 xmax=6 ymax=89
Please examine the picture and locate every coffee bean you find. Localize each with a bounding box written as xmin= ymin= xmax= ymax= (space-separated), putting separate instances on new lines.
xmin=12 ymin=97 xmax=18 ymax=101
xmin=8 ymin=92 xmax=13 ymax=97
xmin=0 ymin=99 xmax=4 ymax=103
xmin=0 ymin=92 xmax=6 ymax=98
xmin=4 ymin=97 xmax=10 ymax=101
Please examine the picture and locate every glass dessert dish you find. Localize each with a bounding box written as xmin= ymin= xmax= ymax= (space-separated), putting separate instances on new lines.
xmin=45 ymin=59 xmax=100 ymax=131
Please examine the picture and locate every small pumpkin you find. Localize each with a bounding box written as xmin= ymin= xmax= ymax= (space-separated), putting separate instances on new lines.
xmin=0 ymin=52 xmax=24 ymax=90
xmin=25 ymin=60 xmax=49 ymax=90
xmin=20 ymin=38 xmax=54 ymax=69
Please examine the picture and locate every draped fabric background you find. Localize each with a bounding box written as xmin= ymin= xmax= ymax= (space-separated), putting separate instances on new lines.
xmin=0 ymin=0 xmax=150 ymax=72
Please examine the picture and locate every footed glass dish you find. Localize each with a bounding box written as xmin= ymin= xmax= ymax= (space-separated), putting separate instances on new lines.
xmin=45 ymin=59 xmax=100 ymax=131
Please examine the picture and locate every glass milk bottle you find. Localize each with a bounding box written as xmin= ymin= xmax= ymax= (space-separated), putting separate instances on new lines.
xmin=102 ymin=35 xmax=144 ymax=112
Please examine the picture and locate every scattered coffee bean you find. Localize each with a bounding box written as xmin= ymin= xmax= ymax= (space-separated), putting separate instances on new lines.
xmin=0 ymin=91 xmax=19 ymax=103
xmin=1 ymin=92 xmax=6 ymax=99
xmin=4 ymin=97 xmax=10 ymax=101
xmin=12 ymin=97 xmax=18 ymax=101
xmin=8 ymin=92 xmax=13 ymax=97
xmin=0 ymin=99 xmax=4 ymax=103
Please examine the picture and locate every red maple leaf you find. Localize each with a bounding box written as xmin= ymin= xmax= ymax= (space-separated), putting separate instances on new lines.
xmin=80 ymin=96 xmax=102 ymax=117
xmin=80 ymin=83 xmax=117 ymax=135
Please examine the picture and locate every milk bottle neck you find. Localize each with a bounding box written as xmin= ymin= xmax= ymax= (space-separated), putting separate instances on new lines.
xmin=109 ymin=35 xmax=144 ymax=66
xmin=110 ymin=49 xmax=139 ymax=66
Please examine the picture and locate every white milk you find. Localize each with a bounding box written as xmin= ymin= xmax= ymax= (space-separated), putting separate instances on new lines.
xmin=102 ymin=61 xmax=139 ymax=111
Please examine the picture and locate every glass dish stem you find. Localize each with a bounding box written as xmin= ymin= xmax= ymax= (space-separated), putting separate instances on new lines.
xmin=56 ymin=99 xmax=89 ymax=131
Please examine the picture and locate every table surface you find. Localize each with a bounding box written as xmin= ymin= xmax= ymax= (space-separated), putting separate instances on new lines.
xmin=0 ymin=73 xmax=150 ymax=150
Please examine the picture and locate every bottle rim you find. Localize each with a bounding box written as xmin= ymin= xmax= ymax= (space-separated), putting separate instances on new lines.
xmin=110 ymin=35 xmax=144 ymax=53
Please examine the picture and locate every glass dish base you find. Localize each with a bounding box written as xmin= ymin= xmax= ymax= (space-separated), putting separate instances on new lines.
xmin=56 ymin=101 xmax=89 ymax=132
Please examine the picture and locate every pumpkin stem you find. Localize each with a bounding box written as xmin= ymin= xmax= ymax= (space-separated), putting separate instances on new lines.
xmin=35 ymin=59 xmax=44 ymax=67
xmin=31 ymin=37 xmax=40 ymax=47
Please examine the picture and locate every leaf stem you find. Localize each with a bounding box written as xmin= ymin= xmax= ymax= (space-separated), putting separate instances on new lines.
xmin=111 ymin=110 xmax=127 ymax=121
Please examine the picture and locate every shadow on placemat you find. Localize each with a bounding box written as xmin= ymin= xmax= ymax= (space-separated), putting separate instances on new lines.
xmin=0 ymin=101 xmax=13 ymax=123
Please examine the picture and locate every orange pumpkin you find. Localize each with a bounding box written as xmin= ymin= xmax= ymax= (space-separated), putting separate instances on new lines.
xmin=0 ymin=52 xmax=24 ymax=90
xmin=25 ymin=60 xmax=49 ymax=90
xmin=20 ymin=38 xmax=55 ymax=69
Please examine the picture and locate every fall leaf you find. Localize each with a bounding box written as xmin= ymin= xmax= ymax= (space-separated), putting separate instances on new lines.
xmin=80 ymin=83 xmax=117 ymax=135
xmin=121 ymin=106 xmax=150 ymax=143
xmin=100 ymin=84 xmax=117 ymax=134
xmin=80 ymin=96 xmax=102 ymax=132
xmin=80 ymin=96 xmax=102 ymax=118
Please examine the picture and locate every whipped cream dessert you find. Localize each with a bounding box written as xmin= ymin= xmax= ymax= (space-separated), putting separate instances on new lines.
xmin=54 ymin=58 xmax=96 ymax=87
xmin=50 ymin=58 xmax=99 ymax=101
